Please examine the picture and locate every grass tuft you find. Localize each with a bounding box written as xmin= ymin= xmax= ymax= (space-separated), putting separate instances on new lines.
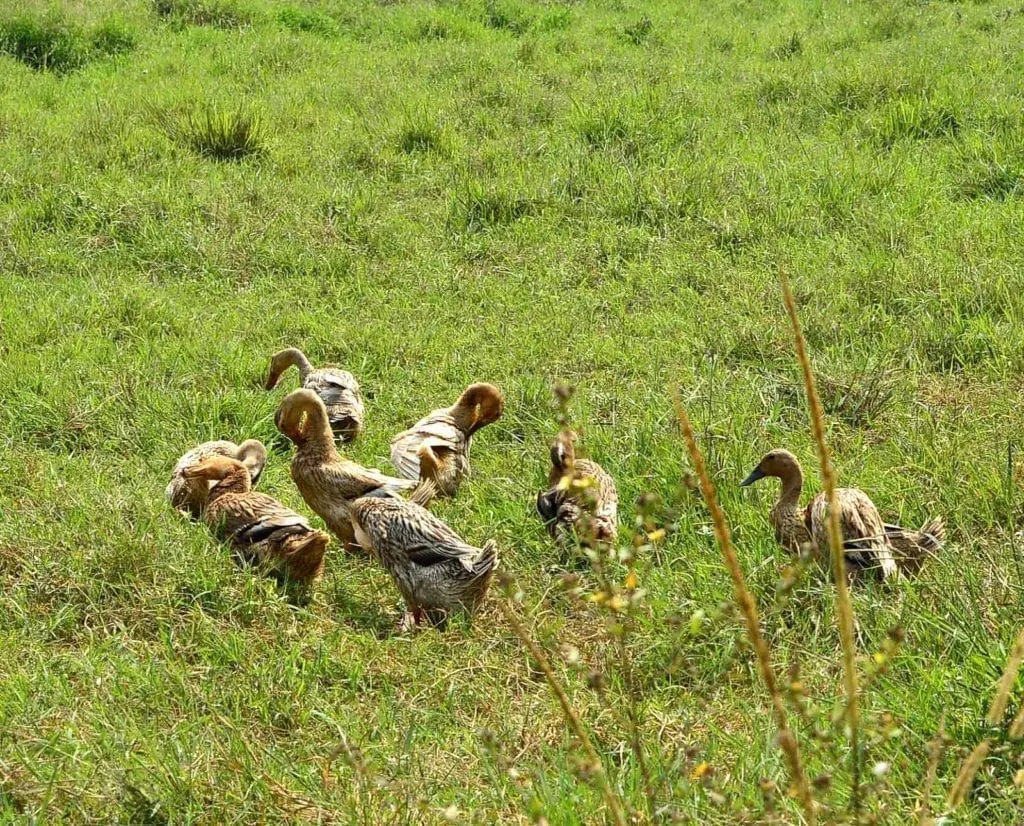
xmin=152 ymin=0 xmax=251 ymax=29
xmin=622 ymin=15 xmax=655 ymax=45
xmin=0 ymin=14 xmax=135 ymax=72
xmin=277 ymin=6 xmax=338 ymax=37
xmin=454 ymin=182 xmax=538 ymax=231
xmin=159 ymin=104 xmax=267 ymax=162
xmin=770 ymin=31 xmax=803 ymax=59
xmin=877 ymin=98 xmax=960 ymax=148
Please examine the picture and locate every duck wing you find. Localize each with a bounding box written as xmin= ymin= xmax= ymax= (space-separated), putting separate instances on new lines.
xmin=208 ymin=492 xmax=311 ymax=546
xmin=390 ymin=411 xmax=464 ymax=480
xmin=352 ymin=497 xmax=481 ymax=571
xmin=320 ymin=459 xmax=418 ymax=501
xmin=808 ymin=489 xmax=897 ymax=579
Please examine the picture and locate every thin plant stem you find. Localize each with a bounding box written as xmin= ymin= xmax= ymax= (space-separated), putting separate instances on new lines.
xmin=986 ymin=626 xmax=1024 ymax=725
xmin=673 ymin=389 xmax=816 ymax=825
xmin=781 ymin=275 xmax=861 ymax=813
xmin=497 ymin=596 xmax=628 ymax=826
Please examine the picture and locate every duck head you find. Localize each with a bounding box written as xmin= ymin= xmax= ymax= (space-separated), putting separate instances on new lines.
xmin=265 ymin=348 xmax=312 ymax=390
xmin=181 ymin=455 xmax=251 ymax=492
xmin=452 ymin=382 xmax=504 ymax=434
xmin=275 ymin=389 xmax=332 ymax=446
xmin=740 ymin=449 xmax=802 ymax=487
xmin=235 ymin=439 xmax=267 ymax=485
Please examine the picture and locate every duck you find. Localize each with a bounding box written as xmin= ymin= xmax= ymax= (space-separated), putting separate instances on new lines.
xmin=167 ymin=439 xmax=267 ymax=519
xmin=536 ymin=431 xmax=618 ymax=548
xmin=181 ymin=455 xmax=329 ymax=588
xmin=740 ymin=448 xmax=904 ymax=581
xmin=265 ymin=347 xmax=364 ymax=442
xmin=883 ymin=516 xmax=945 ymax=577
xmin=389 ymin=383 xmax=504 ymax=496
xmin=349 ymin=495 xmax=498 ymax=630
xmin=275 ymin=389 xmax=434 ymax=552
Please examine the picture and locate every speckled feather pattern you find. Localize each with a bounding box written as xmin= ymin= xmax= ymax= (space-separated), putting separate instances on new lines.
xmin=350 ymin=496 xmax=497 ymax=622
xmin=390 ymin=410 xmax=470 ymax=494
xmin=538 ymin=452 xmax=619 ymax=546
xmin=199 ymin=461 xmax=328 ymax=585
xmin=304 ymin=367 xmax=365 ymax=442
xmin=166 ymin=440 xmax=266 ymax=519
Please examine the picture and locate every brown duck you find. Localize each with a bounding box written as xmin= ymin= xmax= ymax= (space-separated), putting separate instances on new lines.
xmin=167 ymin=439 xmax=267 ymax=519
xmin=181 ymin=455 xmax=329 ymax=587
xmin=266 ymin=347 xmax=365 ymax=442
xmin=536 ymin=431 xmax=618 ymax=547
xmin=349 ymin=495 xmax=498 ymax=629
xmin=275 ymin=389 xmax=433 ymax=552
xmin=389 ymin=383 xmax=504 ymax=496
xmin=741 ymin=449 xmax=943 ymax=580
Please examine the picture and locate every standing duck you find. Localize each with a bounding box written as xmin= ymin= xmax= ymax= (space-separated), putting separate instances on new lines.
xmin=265 ymin=347 xmax=365 ymax=442
xmin=536 ymin=431 xmax=618 ymax=548
xmin=389 ymin=382 xmax=504 ymax=497
xmin=349 ymin=495 xmax=498 ymax=630
xmin=275 ymin=389 xmax=434 ymax=552
xmin=167 ymin=439 xmax=267 ymax=519
xmin=740 ymin=449 xmax=901 ymax=581
xmin=181 ymin=455 xmax=330 ymax=588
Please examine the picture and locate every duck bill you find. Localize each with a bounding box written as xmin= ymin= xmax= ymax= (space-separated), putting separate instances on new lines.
xmin=740 ymin=468 xmax=766 ymax=487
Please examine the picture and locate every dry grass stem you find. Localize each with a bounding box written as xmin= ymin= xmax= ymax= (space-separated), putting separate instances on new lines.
xmin=496 ymin=596 xmax=628 ymax=826
xmin=673 ymin=389 xmax=815 ymax=825
xmin=986 ymin=626 xmax=1024 ymax=725
xmin=781 ymin=275 xmax=861 ymax=809
xmin=945 ymin=739 xmax=990 ymax=810
xmin=916 ymin=713 xmax=945 ymax=824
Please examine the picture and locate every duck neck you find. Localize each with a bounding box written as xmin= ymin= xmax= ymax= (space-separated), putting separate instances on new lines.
xmin=208 ymin=468 xmax=251 ymax=499
xmin=772 ymin=465 xmax=804 ymax=521
xmin=297 ymin=409 xmax=338 ymax=462
xmin=280 ymin=348 xmax=313 ymax=383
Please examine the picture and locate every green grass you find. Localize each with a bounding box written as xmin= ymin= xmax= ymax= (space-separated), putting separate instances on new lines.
xmin=2 ymin=0 xmax=1024 ymax=821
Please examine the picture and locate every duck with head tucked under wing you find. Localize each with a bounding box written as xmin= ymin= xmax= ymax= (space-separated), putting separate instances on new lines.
xmin=349 ymin=495 xmax=498 ymax=630
xmin=265 ymin=347 xmax=365 ymax=442
xmin=181 ymin=455 xmax=330 ymax=589
xmin=167 ymin=439 xmax=267 ymax=519
xmin=536 ymin=431 xmax=618 ymax=550
xmin=389 ymin=382 xmax=504 ymax=497
xmin=740 ymin=448 xmax=943 ymax=581
xmin=275 ymin=389 xmax=435 ymax=553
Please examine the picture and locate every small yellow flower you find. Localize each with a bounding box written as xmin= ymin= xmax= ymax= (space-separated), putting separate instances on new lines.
xmin=690 ymin=762 xmax=710 ymax=781
xmin=624 ymin=570 xmax=639 ymax=590
xmin=646 ymin=528 xmax=666 ymax=543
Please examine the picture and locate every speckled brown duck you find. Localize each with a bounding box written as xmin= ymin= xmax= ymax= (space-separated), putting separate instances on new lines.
xmin=266 ymin=347 xmax=364 ymax=442
xmin=167 ymin=439 xmax=267 ymax=519
xmin=275 ymin=389 xmax=434 ymax=552
xmin=536 ymin=431 xmax=618 ymax=548
xmin=389 ymin=382 xmax=504 ymax=497
xmin=181 ymin=455 xmax=329 ymax=587
xmin=349 ymin=495 xmax=498 ymax=630
xmin=740 ymin=449 xmax=900 ymax=581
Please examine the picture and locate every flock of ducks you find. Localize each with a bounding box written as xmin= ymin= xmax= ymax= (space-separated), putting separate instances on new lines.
xmin=168 ymin=347 xmax=945 ymax=631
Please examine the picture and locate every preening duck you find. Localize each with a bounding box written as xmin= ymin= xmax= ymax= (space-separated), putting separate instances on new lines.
xmin=266 ymin=347 xmax=364 ymax=442
xmin=349 ymin=495 xmax=498 ymax=630
xmin=181 ymin=455 xmax=329 ymax=588
xmin=390 ymin=382 xmax=504 ymax=496
xmin=275 ymin=389 xmax=434 ymax=552
xmin=167 ymin=439 xmax=267 ymax=519
xmin=536 ymin=431 xmax=618 ymax=548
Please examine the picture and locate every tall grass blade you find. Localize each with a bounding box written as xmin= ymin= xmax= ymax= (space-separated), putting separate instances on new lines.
xmin=986 ymin=626 xmax=1024 ymax=725
xmin=496 ymin=589 xmax=628 ymax=826
xmin=672 ymin=388 xmax=815 ymax=825
xmin=945 ymin=739 xmax=990 ymax=810
xmin=781 ymin=274 xmax=861 ymax=813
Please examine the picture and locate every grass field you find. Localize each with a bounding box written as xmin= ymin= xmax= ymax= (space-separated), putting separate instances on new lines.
xmin=3 ymin=0 xmax=1024 ymax=821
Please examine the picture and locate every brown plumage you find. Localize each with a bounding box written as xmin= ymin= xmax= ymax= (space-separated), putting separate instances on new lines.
xmin=390 ymin=382 xmax=504 ymax=496
xmin=349 ymin=495 xmax=498 ymax=629
xmin=276 ymin=389 xmax=434 ymax=552
xmin=265 ymin=347 xmax=364 ymax=442
xmin=181 ymin=455 xmax=329 ymax=587
xmin=740 ymin=449 xmax=898 ymax=581
xmin=884 ymin=516 xmax=945 ymax=577
xmin=167 ymin=439 xmax=267 ymax=519
xmin=536 ymin=432 xmax=618 ymax=548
